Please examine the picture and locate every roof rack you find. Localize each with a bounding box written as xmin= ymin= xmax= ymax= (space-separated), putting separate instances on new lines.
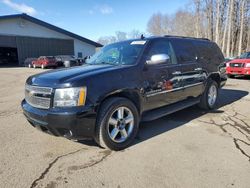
xmin=164 ymin=35 xmax=210 ymax=41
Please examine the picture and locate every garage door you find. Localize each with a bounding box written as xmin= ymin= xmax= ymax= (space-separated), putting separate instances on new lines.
xmin=16 ymin=36 xmax=74 ymax=65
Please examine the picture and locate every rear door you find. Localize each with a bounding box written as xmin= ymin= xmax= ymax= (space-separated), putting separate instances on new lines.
xmin=142 ymin=39 xmax=184 ymax=111
xmin=170 ymin=39 xmax=205 ymax=99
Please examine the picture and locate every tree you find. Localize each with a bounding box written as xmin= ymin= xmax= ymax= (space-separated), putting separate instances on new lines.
xmin=215 ymin=0 xmax=222 ymax=44
xmin=238 ymin=0 xmax=246 ymax=55
xmin=205 ymin=0 xmax=214 ymax=40
xmin=128 ymin=30 xmax=143 ymax=39
xmin=222 ymin=0 xmax=230 ymax=54
xmin=97 ymin=30 xmax=144 ymax=45
xmin=147 ymin=12 xmax=171 ymax=35
xmin=115 ymin=31 xmax=127 ymax=41
xmin=194 ymin=0 xmax=202 ymax=37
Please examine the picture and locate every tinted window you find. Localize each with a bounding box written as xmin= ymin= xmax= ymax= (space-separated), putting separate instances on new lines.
xmin=146 ymin=40 xmax=177 ymax=64
xmin=239 ymin=52 xmax=250 ymax=59
xmin=193 ymin=41 xmax=224 ymax=63
xmin=171 ymin=39 xmax=197 ymax=63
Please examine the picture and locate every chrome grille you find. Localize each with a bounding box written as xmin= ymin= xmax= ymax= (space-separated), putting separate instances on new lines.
xmin=230 ymin=63 xmax=244 ymax=67
xmin=25 ymin=85 xmax=52 ymax=109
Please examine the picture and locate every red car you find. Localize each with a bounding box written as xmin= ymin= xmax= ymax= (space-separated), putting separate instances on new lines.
xmin=226 ymin=52 xmax=250 ymax=78
xmin=32 ymin=56 xmax=57 ymax=69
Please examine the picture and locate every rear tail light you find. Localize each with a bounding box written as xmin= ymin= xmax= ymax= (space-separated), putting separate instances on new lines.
xmin=246 ymin=63 xmax=250 ymax=68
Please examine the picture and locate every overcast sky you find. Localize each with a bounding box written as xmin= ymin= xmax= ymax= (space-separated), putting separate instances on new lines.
xmin=0 ymin=0 xmax=189 ymax=41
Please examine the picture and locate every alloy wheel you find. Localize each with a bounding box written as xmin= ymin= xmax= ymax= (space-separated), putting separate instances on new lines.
xmin=208 ymin=84 xmax=217 ymax=107
xmin=107 ymin=106 xmax=134 ymax=143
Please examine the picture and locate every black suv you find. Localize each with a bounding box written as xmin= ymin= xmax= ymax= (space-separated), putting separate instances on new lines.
xmin=22 ymin=36 xmax=226 ymax=150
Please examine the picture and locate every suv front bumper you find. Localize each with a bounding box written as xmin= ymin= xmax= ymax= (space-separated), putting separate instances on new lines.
xmin=21 ymin=100 xmax=96 ymax=140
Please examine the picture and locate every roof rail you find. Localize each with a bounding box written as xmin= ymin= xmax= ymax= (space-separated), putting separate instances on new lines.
xmin=198 ymin=37 xmax=210 ymax=41
xmin=164 ymin=35 xmax=210 ymax=41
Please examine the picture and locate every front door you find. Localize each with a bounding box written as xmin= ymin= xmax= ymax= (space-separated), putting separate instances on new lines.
xmin=142 ymin=39 xmax=183 ymax=111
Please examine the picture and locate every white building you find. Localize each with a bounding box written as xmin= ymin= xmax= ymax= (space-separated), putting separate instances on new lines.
xmin=0 ymin=13 xmax=102 ymax=65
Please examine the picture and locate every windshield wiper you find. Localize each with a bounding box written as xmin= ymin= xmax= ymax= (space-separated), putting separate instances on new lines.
xmin=87 ymin=61 xmax=119 ymax=66
xmin=99 ymin=62 xmax=119 ymax=66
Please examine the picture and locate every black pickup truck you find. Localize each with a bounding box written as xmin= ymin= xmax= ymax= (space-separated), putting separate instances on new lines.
xmin=22 ymin=36 xmax=226 ymax=150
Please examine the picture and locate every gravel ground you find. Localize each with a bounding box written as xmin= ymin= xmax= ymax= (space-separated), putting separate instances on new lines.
xmin=0 ymin=67 xmax=249 ymax=188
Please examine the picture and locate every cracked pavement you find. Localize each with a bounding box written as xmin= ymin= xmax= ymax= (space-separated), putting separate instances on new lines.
xmin=0 ymin=68 xmax=250 ymax=188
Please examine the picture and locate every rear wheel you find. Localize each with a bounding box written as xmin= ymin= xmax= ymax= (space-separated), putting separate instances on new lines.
xmin=41 ymin=64 xmax=45 ymax=69
xmin=198 ymin=79 xmax=219 ymax=110
xmin=95 ymin=97 xmax=139 ymax=151
xmin=33 ymin=64 xmax=36 ymax=68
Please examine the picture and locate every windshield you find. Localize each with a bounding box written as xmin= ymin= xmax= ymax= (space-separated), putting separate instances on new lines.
xmin=239 ymin=52 xmax=250 ymax=59
xmin=86 ymin=40 xmax=146 ymax=65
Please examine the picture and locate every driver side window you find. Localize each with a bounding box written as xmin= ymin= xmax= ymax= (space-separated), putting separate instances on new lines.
xmin=147 ymin=40 xmax=177 ymax=64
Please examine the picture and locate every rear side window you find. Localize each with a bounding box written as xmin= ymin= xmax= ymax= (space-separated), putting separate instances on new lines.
xmin=239 ymin=52 xmax=250 ymax=59
xmin=146 ymin=39 xmax=177 ymax=64
xmin=171 ymin=39 xmax=197 ymax=64
xmin=193 ymin=41 xmax=224 ymax=63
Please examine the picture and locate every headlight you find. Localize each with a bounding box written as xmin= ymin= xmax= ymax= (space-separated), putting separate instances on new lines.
xmin=54 ymin=87 xmax=87 ymax=107
xmin=246 ymin=63 xmax=250 ymax=68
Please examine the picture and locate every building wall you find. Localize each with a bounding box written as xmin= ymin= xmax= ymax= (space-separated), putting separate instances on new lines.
xmin=16 ymin=36 xmax=74 ymax=64
xmin=0 ymin=18 xmax=96 ymax=57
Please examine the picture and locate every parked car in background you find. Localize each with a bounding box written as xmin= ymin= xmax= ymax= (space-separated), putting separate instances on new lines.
xmin=32 ymin=56 xmax=57 ymax=69
xmin=77 ymin=56 xmax=91 ymax=65
xmin=22 ymin=36 xmax=226 ymax=150
xmin=24 ymin=58 xmax=37 ymax=68
xmin=55 ymin=55 xmax=78 ymax=68
xmin=76 ymin=58 xmax=85 ymax=65
xmin=226 ymin=51 xmax=250 ymax=78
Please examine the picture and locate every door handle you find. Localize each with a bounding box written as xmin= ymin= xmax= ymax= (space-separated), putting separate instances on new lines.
xmin=194 ymin=68 xmax=202 ymax=71
xmin=172 ymin=71 xmax=182 ymax=75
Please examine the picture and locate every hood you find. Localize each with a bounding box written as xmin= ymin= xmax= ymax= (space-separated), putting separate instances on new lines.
xmin=229 ymin=58 xmax=250 ymax=63
xmin=27 ymin=64 xmax=122 ymax=87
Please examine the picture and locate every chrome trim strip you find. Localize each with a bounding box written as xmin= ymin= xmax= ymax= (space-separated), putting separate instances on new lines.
xmin=25 ymin=84 xmax=53 ymax=95
xmin=146 ymin=87 xmax=182 ymax=97
xmin=183 ymin=82 xmax=204 ymax=89
xmin=146 ymin=82 xmax=203 ymax=97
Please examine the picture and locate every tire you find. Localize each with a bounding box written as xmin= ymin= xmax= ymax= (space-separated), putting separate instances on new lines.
xmin=227 ymin=74 xmax=234 ymax=78
xmin=33 ymin=64 xmax=36 ymax=68
xmin=28 ymin=64 xmax=31 ymax=68
xmin=41 ymin=64 xmax=45 ymax=69
xmin=95 ymin=97 xmax=139 ymax=151
xmin=198 ymin=79 xmax=219 ymax=110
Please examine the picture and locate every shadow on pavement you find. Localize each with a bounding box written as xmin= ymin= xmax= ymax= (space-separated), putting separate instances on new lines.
xmin=79 ymin=88 xmax=248 ymax=149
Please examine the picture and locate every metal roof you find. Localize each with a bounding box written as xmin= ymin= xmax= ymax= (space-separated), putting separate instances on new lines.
xmin=0 ymin=13 xmax=102 ymax=47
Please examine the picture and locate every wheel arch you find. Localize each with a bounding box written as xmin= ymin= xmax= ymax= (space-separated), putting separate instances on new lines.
xmin=207 ymin=72 xmax=221 ymax=87
xmin=95 ymin=89 xmax=142 ymax=115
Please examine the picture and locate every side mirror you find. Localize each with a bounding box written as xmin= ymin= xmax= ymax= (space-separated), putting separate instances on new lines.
xmin=146 ymin=54 xmax=170 ymax=65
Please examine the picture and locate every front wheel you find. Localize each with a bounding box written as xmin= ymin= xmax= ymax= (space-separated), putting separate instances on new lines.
xmin=95 ymin=97 xmax=139 ymax=151
xmin=198 ymin=79 xmax=219 ymax=110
